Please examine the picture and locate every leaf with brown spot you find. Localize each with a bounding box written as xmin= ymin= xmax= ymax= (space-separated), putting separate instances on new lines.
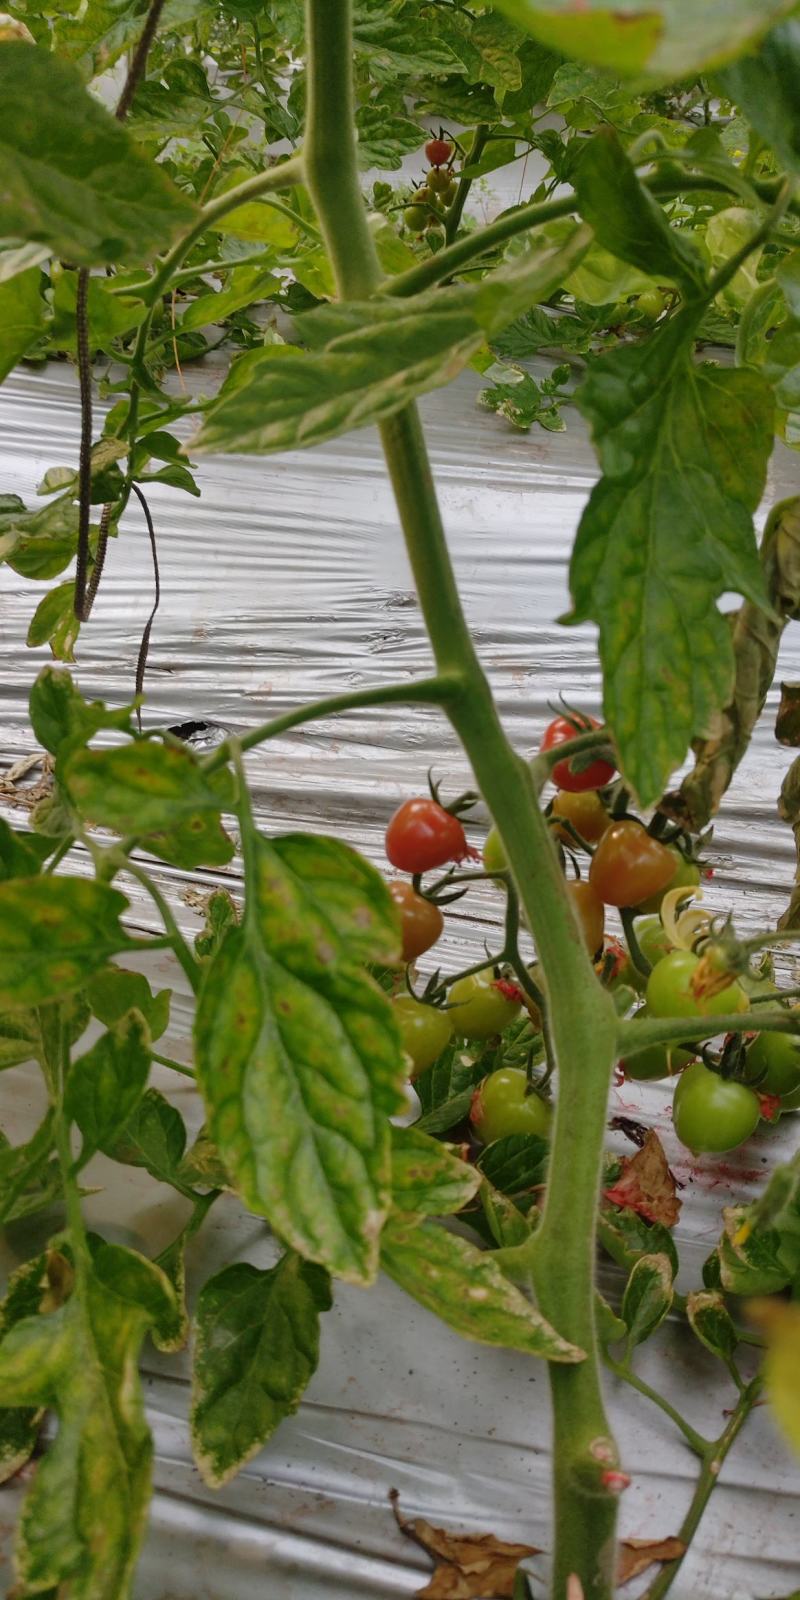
xmin=617 ymin=1537 xmax=686 ymax=1585
xmin=391 ymin=1492 xmax=540 ymax=1599
xmin=603 ymin=1130 xmax=680 ymax=1228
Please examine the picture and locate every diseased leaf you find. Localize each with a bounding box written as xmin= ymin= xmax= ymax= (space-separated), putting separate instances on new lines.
xmin=66 ymin=1011 xmax=151 ymax=1161
xmin=0 ymin=1256 xmax=48 ymax=1485
xmin=617 ymin=1538 xmax=686 ymax=1586
xmin=271 ymin=832 xmax=401 ymax=966
xmin=0 ymin=876 xmax=129 ymax=1007
xmin=0 ymin=816 xmax=51 ymax=881
xmin=29 ymin=665 xmax=134 ymax=759
xmin=102 ymin=1087 xmax=190 ymax=1192
xmin=0 ymin=45 xmax=197 ymax=266
xmin=381 ymin=1217 xmax=583 ymax=1360
xmin=488 ymin=0 xmax=795 ymax=84
xmin=0 ymin=1114 xmax=55 ymax=1226
xmin=0 ymin=1243 xmax=175 ymax=1596
xmin=192 ymin=227 xmax=591 ymax=455
xmin=0 ymin=1010 xmax=42 ymax=1069
xmin=621 ymin=1252 xmax=674 ymax=1347
xmin=191 ymin=1252 xmax=331 ymax=1487
xmin=194 ymin=889 xmax=239 ymax=960
xmin=599 ymin=1204 xmax=679 ymax=1279
xmin=391 ymin=1125 xmax=480 ymax=1216
xmin=391 ymin=1491 xmax=540 ymax=1600
xmin=63 ymin=740 xmax=236 ymax=835
xmin=195 ymin=826 xmax=405 ymax=1285
xmin=686 ymin=1289 xmax=739 ymax=1366
xmin=570 ymin=311 xmax=773 ymax=802
xmin=141 ymin=810 xmax=237 ymax=870
xmin=574 ymin=129 xmax=706 ymax=294
xmin=602 ymin=1132 xmax=681 ymax=1228
xmin=86 ymin=965 xmax=171 ymax=1042
xmin=0 ymin=267 xmax=44 ymax=384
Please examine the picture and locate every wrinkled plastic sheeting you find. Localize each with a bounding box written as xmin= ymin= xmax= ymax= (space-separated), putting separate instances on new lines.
xmin=1 ymin=364 xmax=799 ymax=1599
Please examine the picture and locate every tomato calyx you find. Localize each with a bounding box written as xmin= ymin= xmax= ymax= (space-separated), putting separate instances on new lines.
xmin=424 ymin=129 xmax=455 ymax=168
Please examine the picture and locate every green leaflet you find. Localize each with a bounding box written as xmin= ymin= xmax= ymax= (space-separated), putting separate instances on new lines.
xmin=574 ymin=130 xmax=706 ymax=295
xmin=0 ymin=267 xmax=45 ymax=384
xmin=686 ymin=1289 xmax=739 ymax=1366
xmin=0 ymin=816 xmax=52 ymax=880
xmin=191 ymin=1252 xmax=331 ymax=1487
xmin=66 ymin=1011 xmax=152 ymax=1162
xmin=569 ymin=310 xmax=774 ymax=803
xmin=355 ymin=105 xmax=427 ymax=170
xmin=30 ymin=665 xmax=134 ymax=758
xmin=0 ymin=1255 xmax=49 ymax=1485
xmin=0 ymin=1114 xmax=56 ymax=1226
xmin=0 ymin=492 xmax=83 ymax=580
xmin=27 ymin=579 xmax=80 ymax=662
xmin=62 ymin=739 xmax=236 ymax=834
xmin=0 ymin=876 xmax=129 ymax=1007
xmin=86 ymin=965 xmax=171 ymax=1042
xmin=0 ymin=1244 xmax=175 ymax=1599
xmin=54 ymin=0 xmax=152 ymax=78
xmin=620 ymin=1252 xmax=673 ymax=1347
xmin=487 ymin=0 xmax=795 ymax=85
xmin=49 ymin=270 xmax=148 ymax=352
xmin=390 ymin=1125 xmax=481 ymax=1216
xmin=380 ymin=1217 xmax=583 ymax=1360
xmin=270 ymin=832 xmax=401 ymax=966
xmin=180 ymin=263 xmax=279 ymax=332
xmin=191 ymin=225 xmax=591 ymax=455
xmin=0 ymin=45 xmax=197 ymax=266
xmin=102 ymin=1088 xmax=191 ymax=1193
xmin=722 ymin=19 xmax=800 ymax=174
xmin=195 ymin=828 xmax=406 ymax=1284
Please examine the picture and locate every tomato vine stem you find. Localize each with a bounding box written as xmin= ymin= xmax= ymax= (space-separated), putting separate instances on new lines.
xmin=304 ymin=4 xmax=622 ymax=1594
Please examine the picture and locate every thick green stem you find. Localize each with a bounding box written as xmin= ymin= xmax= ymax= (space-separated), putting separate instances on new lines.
xmin=304 ymin=7 xmax=620 ymax=1594
xmin=618 ymin=1007 xmax=800 ymax=1054
xmin=444 ymin=123 xmax=489 ymax=245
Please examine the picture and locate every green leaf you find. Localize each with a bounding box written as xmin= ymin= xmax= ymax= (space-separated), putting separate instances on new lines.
xmin=53 ymin=0 xmax=148 ymax=79
xmin=0 ymin=1114 xmax=55 ymax=1226
xmin=177 ymin=1127 xmax=230 ymax=1190
xmin=0 ymin=1243 xmax=175 ymax=1596
xmin=356 ymin=104 xmax=426 ymax=170
xmin=0 ymin=266 xmax=44 ymax=384
xmin=63 ymin=739 xmax=235 ymax=834
xmin=686 ymin=1289 xmax=739 ymax=1365
xmin=390 ymin=1125 xmax=480 ymax=1216
xmin=0 ymin=876 xmax=129 ymax=1007
xmin=191 ymin=1252 xmax=331 ymax=1487
xmin=140 ymin=810 xmax=236 ymax=870
xmin=570 ymin=311 xmax=774 ymax=802
xmin=595 ymin=1291 xmax=627 ymax=1350
xmin=49 ymin=270 xmax=147 ymax=352
xmin=194 ymin=889 xmax=239 ymax=960
xmin=722 ymin=19 xmax=800 ymax=173
xmin=0 ymin=492 xmax=81 ymax=579
xmin=180 ymin=263 xmax=279 ymax=332
xmin=574 ymin=129 xmax=706 ymax=295
xmin=0 ymin=817 xmax=52 ymax=881
xmin=86 ymin=965 xmax=171 ymax=1042
xmin=0 ymin=1010 xmax=42 ymax=1069
xmin=195 ymin=828 xmax=406 ymax=1284
xmin=66 ymin=1011 xmax=151 ymax=1161
xmin=27 ymin=580 xmax=80 ymax=662
xmin=381 ymin=1216 xmax=583 ymax=1360
xmin=30 ymin=665 xmax=134 ymax=758
xmin=352 ymin=6 xmax=465 ymax=79
xmin=191 ymin=226 xmax=591 ymax=455
xmin=488 ymin=0 xmax=795 ymax=85
xmin=270 ymin=832 xmax=401 ymax=966
xmin=620 ymin=1251 xmax=673 ymax=1346
xmin=475 ymin=1132 xmax=549 ymax=1197
xmin=413 ymin=1042 xmax=486 ymax=1134
xmin=0 ymin=45 xmax=197 ymax=266
xmin=475 ymin=1180 xmax=531 ymax=1249
xmin=101 ymin=1087 xmax=190 ymax=1191
xmin=0 ymin=1255 xmax=49 ymax=1485
xmin=599 ymin=1203 xmax=679 ymax=1278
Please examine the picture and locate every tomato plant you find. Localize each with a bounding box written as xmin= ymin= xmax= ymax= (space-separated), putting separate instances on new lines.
xmin=2 ymin=3 xmax=800 ymax=1599
xmin=470 ymin=1067 xmax=552 ymax=1142
xmin=589 ymin=820 xmax=677 ymax=908
xmin=672 ymin=1061 xmax=761 ymax=1153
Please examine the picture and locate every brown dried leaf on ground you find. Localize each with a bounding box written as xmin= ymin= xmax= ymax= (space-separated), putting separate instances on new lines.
xmin=603 ymin=1130 xmax=681 ymax=1228
xmin=617 ymin=1536 xmax=686 ymax=1584
xmin=390 ymin=1490 xmax=540 ymax=1599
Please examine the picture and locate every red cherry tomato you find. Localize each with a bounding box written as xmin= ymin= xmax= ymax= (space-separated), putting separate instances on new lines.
xmin=589 ymin=821 xmax=677 ymax=908
xmin=425 ymin=136 xmax=453 ymax=167
xmin=389 ymin=880 xmax=444 ymax=963
xmin=385 ymin=797 xmax=467 ymax=873
xmin=540 ymin=714 xmax=616 ymax=792
xmin=568 ymin=879 xmax=605 ymax=956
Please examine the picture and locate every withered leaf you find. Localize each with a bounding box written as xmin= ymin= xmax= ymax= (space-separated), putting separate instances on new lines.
xmin=617 ymin=1537 xmax=686 ymax=1585
xmin=390 ymin=1490 xmax=540 ymax=1600
xmin=603 ymin=1130 xmax=681 ymax=1228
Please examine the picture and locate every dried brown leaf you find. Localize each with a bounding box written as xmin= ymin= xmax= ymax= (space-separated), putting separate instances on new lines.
xmin=617 ymin=1536 xmax=686 ymax=1584
xmin=603 ymin=1130 xmax=681 ymax=1228
xmin=390 ymin=1491 xmax=540 ymax=1600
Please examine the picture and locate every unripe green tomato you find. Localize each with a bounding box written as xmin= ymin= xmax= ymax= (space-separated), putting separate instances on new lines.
xmin=470 ymin=1066 xmax=552 ymax=1143
xmin=672 ymin=1061 xmax=760 ymax=1153
xmin=780 ymin=1081 xmax=800 ymax=1110
xmin=637 ymin=286 xmax=667 ymax=320
xmin=635 ymin=847 xmax=700 ymax=914
xmin=427 ymin=166 xmax=452 ymax=193
xmin=392 ymin=994 xmax=452 ymax=1075
xmin=646 ymin=949 xmax=748 ymax=1020
xmin=415 ymin=185 xmax=434 ymax=204
xmin=448 ymin=969 xmax=521 ymax=1039
xmin=403 ymin=204 xmax=427 ymax=232
xmin=634 ymin=915 xmax=673 ymax=970
xmin=442 ymin=177 xmax=458 ymax=204
xmin=744 ymin=1025 xmax=800 ymax=1098
xmin=483 ymin=824 xmax=507 ymax=874
xmin=620 ymin=1008 xmax=694 ymax=1080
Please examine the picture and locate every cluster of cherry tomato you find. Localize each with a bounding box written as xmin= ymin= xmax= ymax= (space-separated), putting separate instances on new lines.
xmin=381 ymin=709 xmax=800 ymax=1164
xmin=403 ymin=134 xmax=459 ymax=236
